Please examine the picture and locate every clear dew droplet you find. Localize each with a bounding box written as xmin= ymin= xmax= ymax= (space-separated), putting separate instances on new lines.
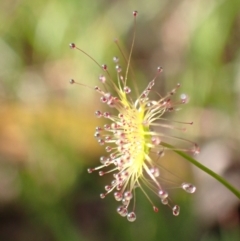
xmin=105 ymin=185 xmax=112 ymax=191
xmin=157 ymin=66 xmax=163 ymax=72
xmin=120 ymin=208 xmax=128 ymax=217
xmin=105 ymin=146 xmax=112 ymax=152
xmin=180 ymin=93 xmax=188 ymax=103
xmin=151 ymin=136 xmax=161 ymax=145
xmin=113 ymin=56 xmax=119 ymax=63
xmin=127 ymin=212 xmax=136 ymax=222
xmin=181 ymin=183 xmax=196 ymax=193
xmin=150 ymin=167 xmax=160 ymax=177
xmin=102 ymin=64 xmax=107 ymax=70
xmin=87 ymin=168 xmax=93 ymax=173
xmin=117 ymin=206 xmax=128 ymax=217
xmin=98 ymin=74 xmax=106 ymax=83
xmin=69 ymin=43 xmax=76 ymax=49
xmin=100 ymin=96 xmax=108 ymax=103
xmin=114 ymin=192 xmax=122 ymax=201
xmin=103 ymin=112 xmax=110 ymax=118
xmin=94 ymin=132 xmax=101 ymax=138
xmin=122 ymin=198 xmax=130 ymax=206
xmin=96 ymin=126 xmax=102 ymax=131
xmin=100 ymin=193 xmax=105 ymax=199
xmin=110 ymin=153 xmax=116 ymax=159
xmin=161 ymin=198 xmax=168 ymax=205
xmin=104 ymin=124 xmax=111 ymax=130
xmin=133 ymin=11 xmax=138 ymax=17
xmin=124 ymin=191 xmax=133 ymax=201
xmin=99 ymin=171 xmax=104 ymax=176
xmin=158 ymin=190 xmax=168 ymax=199
xmin=69 ymin=79 xmax=75 ymax=84
xmin=116 ymin=184 xmax=122 ymax=191
xmin=172 ymin=205 xmax=180 ymax=216
xmin=105 ymin=136 xmax=111 ymax=141
xmin=117 ymin=206 xmax=124 ymax=215
xmin=95 ymin=110 xmax=102 ymax=118
xmin=100 ymin=156 xmax=107 ymax=164
xmin=115 ymin=65 xmax=122 ymax=73
xmin=124 ymin=86 xmax=131 ymax=94
xmin=153 ymin=206 xmax=159 ymax=212
xmin=193 ymin=145 xmax=200 ymax=155
xmin=98 ymin=139 xmax=105 ymax=145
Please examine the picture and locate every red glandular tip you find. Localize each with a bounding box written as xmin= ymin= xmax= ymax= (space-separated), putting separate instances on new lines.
xmin=102 ymin=64 xmax=107 ymax=71
xmin=69 ymin=43 xmax=76 ymax=49
xmin=133 ymin=11 xmax=138 ymax=17
xmin=69 ymin=79 xmax=75 ymax=84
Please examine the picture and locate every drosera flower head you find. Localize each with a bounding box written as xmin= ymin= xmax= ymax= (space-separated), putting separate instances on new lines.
xmin=69 ymin=11 xmax=199 ymax=222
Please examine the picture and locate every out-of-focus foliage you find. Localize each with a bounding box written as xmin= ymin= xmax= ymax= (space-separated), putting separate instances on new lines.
xmin=0 ymin=0 xmax=240 ymax=240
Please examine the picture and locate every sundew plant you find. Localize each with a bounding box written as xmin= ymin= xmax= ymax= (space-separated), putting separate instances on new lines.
xmin=69 ymin=11 xmax=240 ymax=222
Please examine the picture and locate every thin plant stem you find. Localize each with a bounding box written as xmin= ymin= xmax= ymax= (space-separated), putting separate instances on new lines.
xmin=162 ymin=142 xmax=240 ymax=199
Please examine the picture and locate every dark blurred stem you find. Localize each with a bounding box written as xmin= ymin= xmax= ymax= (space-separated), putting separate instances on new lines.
xmin=162 ymin=142 xmax=240 ymax=199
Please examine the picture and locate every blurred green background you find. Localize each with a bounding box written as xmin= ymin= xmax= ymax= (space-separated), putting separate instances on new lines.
xmin=0 ymin=0 xmax=240 ymax=240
